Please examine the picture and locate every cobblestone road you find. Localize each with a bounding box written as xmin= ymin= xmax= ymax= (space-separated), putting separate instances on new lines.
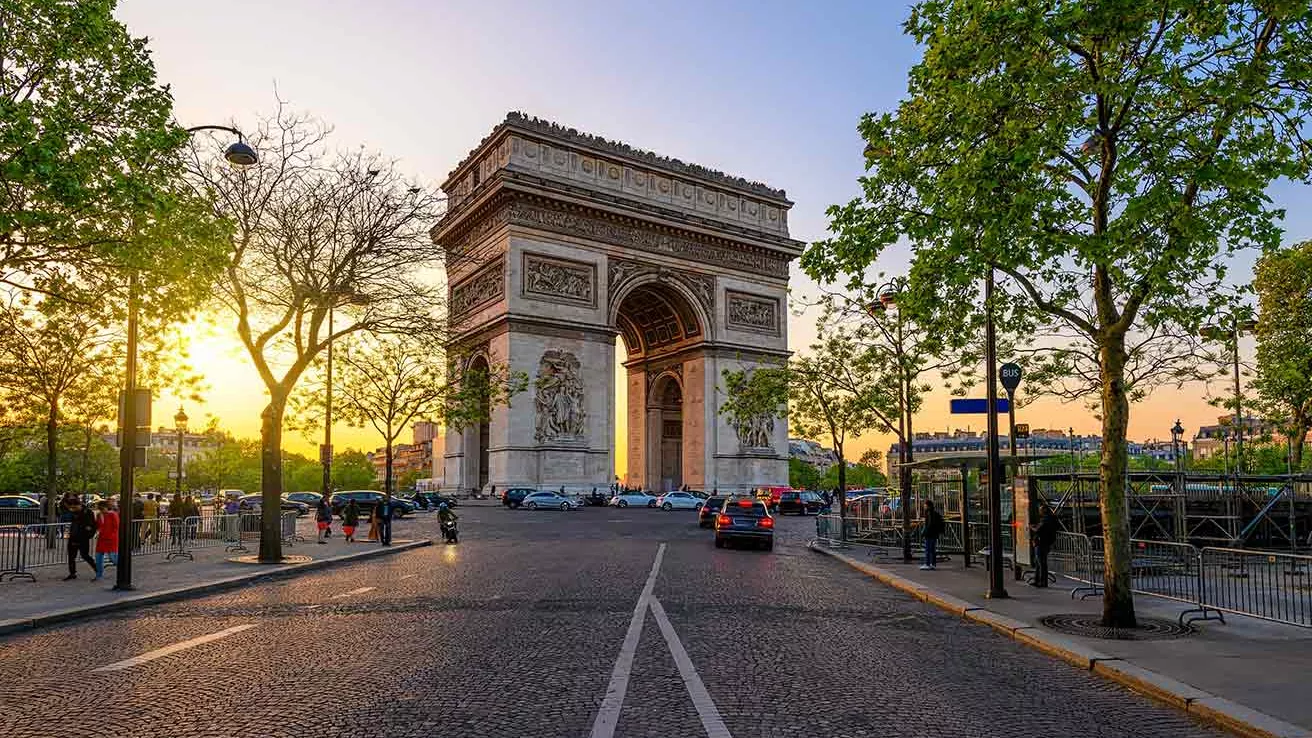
xmin=0 ymin=503 xmax=1223 ymax=737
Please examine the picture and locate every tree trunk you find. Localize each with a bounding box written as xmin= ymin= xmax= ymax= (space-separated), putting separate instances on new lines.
xmin=81 ymin=424 xmax=92 ymax=496
xmin=45 ymin=403 xmax=58 ymax=524
xmin=1291 ymin=416 xmax=1308 ymax=471
xmin=258 ymin=394 xmax=287 ymax=562
xmin=384 ymin=439 xmax=394 ymax=497
xmin=1098 ymin=333 xmax=1137 ymax=628
xmin=836 ymin=444 xmax=847 ymax=542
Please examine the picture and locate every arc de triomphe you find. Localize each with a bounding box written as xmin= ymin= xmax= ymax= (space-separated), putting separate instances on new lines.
xmin=434 ymin=113 xmax=800 ymax=495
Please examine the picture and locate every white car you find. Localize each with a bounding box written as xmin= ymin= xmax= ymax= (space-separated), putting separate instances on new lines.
xmin=654 ymin=491 xmax=704 ymax=511
xmin=609 ymin=492 xmax=657 ymax=508
xmin=519 ymin=491 xmax=581 ymax=511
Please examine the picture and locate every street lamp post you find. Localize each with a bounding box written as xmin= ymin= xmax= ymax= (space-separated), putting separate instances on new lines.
xmin=114 ymin=125 xmax=255 ymax=592
xmin=1201 ymin=311 xmax=1257 ymax=474
xmin=871 ymin=278 xmax=915 ymax=563
xmin=174 ymin=407 xmax=188 ymax=498
xmin=1171 ymin=419 xmax=1185 ymax=542
xmin=984 ymin=266 xmax=1007 ymax=599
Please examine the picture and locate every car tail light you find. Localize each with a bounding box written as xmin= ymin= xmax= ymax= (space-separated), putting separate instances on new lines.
xmin=758 ymin=517 xmax=774 ymax=529
xmin=737 ymin=499 xmax=753 ymax=507
xmin=716 ymin=514 xmax=732 ymax=527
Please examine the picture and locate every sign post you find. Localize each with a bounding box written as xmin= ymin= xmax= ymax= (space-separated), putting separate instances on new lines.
xmin=1000 ymin=363 xmax=1022 ymax=461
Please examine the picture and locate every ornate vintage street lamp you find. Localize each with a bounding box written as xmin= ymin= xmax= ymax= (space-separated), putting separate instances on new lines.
xmin=115 ymin=125 xmax=256 ymax=592
xmin=868 ymin=276 xmax=913 ymax=562
xmin=174 ymin=406 xmax=188 ymax=498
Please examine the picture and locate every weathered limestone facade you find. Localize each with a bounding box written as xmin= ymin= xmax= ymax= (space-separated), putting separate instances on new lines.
xmin=435 ymin=113 xmax=801 ymax=495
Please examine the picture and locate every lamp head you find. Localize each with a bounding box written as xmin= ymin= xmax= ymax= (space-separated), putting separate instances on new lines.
xmin=223 ymin=140 xmax=258 ymax=167
xmin=174 ymin=406 xmax=188 ymax=430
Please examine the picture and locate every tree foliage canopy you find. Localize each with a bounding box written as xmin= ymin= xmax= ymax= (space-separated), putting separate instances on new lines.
xmin=1251 ymin=240 xmax=1312 ymax=467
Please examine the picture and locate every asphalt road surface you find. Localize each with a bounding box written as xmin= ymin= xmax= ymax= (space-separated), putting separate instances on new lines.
xmin=0 ymin=502 xmax=1223 ymax=738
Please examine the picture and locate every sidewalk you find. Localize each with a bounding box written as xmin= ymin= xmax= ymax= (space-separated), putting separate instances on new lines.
xmin=813 ymin=542 xmax=1312 ymax=738
xmin=0 ymin=519 xmax=431 ymax=635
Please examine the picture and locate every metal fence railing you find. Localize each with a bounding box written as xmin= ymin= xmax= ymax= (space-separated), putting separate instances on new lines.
xmin=0 ymin=511 xmax=302 ymax=580
xmin=1198 ymin=548 xmax=1312 ymax=628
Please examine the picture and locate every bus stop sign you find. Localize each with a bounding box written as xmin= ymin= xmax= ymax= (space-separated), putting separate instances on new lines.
xmin=1000 ymin=363 xmax=1022 ymax=393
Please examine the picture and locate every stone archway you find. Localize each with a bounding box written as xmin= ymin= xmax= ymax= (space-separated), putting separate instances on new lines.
xmin=433 ymin=113 xmax=799 ymax=496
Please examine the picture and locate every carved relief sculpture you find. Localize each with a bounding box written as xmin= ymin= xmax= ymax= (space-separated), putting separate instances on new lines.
xmin=523 ymin=253 xmax=595 ymax=305
xmin=451 ymin=258 xmax=505 ymax=317
xmin=734 ymin=412 xmax=774 ymax=450
xmin=535 ymin=350 xmax=587 ymax=442
xmin=725 ymin=290 xmax=779 ymax=334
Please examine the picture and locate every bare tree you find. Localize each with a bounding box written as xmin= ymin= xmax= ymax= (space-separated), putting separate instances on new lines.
xmin=189 ymin=104 xmax=446 ymax=562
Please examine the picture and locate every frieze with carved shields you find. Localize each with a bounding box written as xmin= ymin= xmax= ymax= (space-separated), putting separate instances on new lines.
xmin=451 ymin=259 xmax=505 ymax=317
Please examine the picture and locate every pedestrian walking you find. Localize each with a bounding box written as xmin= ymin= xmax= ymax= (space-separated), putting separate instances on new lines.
xmin=1032 ymin=504 xmax=1059 ymax=588
xmin=93 ymin=501 xmax=120 ymax=581
xmin=315 ymin=494 xmax=333 ymax=544
xmin=170 ymin=492 xmax=185 ymax=546
xmin=921 ymin=500 xmax=944 ymax=571
xmin=377 ymin=495 xmax=393 ymax=546
xmin=63 ymin=498 xmax=97 ymax=581
xmin=342 ymin=499 xmax=360 ymax=543
xmin=367 ymin=501 xmax=380 ymax=542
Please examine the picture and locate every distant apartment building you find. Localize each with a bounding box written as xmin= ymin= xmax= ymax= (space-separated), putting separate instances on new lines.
xmin=886 ymin=429 xmax=1134 ymax=478
xmin=788 ymin=438 xmax=836 ymax=471
xmin=369 ymin=423 xmax=436 ymax=487
xmin=1192 ymin=414 xmax=1282 ymax=460
xmin=104 ymin=427 xmax=215 ymax=465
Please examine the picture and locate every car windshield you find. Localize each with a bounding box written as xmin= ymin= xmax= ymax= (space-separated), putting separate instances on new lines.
xmin=704 ymin=498 xmax=726 ymax=510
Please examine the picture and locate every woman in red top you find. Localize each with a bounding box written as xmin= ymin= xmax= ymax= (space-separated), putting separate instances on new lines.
xmin=93 ymin=501 xmax=120 ymax=581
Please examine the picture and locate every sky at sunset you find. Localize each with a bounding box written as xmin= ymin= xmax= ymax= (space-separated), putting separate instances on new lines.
xmin=116 ymin=0 xmax=1312 ymax=470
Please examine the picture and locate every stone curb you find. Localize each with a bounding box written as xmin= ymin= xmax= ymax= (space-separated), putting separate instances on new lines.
xmin=808 ymin=541 xmax=1312 ymax=738
xmin=0 ymin=539 xmax=433 ymax=638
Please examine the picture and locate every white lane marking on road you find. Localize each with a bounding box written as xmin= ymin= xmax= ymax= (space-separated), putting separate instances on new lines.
xmin=650 ymin=597 xmax=733 ymax=738
xmin=399 ymin=574 xmax=417 ymax=580
xmin=92 ymin=624 xmax=257 ymax=673
xmin=589 ymin=543 xmax=666 ymax=738
xmin=331 ymin=586 xmax=377 ymax=599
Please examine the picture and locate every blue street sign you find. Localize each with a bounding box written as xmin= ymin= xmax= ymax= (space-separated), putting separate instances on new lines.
xmin=950 ymin=398 xmax=1010 ymax=414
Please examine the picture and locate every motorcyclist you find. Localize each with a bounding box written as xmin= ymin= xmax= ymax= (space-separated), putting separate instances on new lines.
xmin=437 ymin=502 xmax=458 ymax=527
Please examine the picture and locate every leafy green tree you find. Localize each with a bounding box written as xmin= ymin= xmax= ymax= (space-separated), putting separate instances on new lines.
xmin=189 ymin=105 xmax=445 ymax=562
xmin=330 ymin=450 xmax=377 ymax=491
xmin=1252 ymin=241 xmax=1312 ymax=469
xmin=0 ymin=298 xmax=118 ymax=521
xmin=806 ymin=2 xmax=1312 ymax=627
xmin=788 ymin=458 xmax=822 ymax=490
xmin=185 ymin=432 xmax=261 ymax=493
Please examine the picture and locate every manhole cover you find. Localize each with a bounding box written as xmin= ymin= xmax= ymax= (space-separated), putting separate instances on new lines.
xmin=227 ymin=554 xmax=313 ymax=565
xmin=1039 ymin=613 xmax=1195 ymax=640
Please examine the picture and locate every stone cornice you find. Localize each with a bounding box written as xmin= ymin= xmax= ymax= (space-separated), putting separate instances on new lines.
xmin=437 ymin=186 xmax=795 ymax=280
xmin=445 ymin=112 xmax=790 ymax=202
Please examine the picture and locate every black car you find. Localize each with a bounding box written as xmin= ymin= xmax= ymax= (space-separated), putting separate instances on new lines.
xmin=238 ymin=494 xmax=310 ymax=516
xmin=713 ymin=498 xmax=774 ymax=551
xmin=777 ymin=490 xmax=826 ymax=516
xmin=412 ymin=492 xmax=458 ymax=509
xmin=285 ymin=492 xmax=323 ymax=508
xmin=330 ymin=490 xmax=413 ymax=519
xmin=502 ymin=487 xmax=537 ymax=509
xmin=697 ymin=497 xmax=728 ymax=528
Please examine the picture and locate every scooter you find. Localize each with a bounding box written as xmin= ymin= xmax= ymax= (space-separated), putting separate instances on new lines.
xmin=440 ymin=519 xmax=459 ymax=544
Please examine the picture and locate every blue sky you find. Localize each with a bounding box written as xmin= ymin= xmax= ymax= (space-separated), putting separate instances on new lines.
xmin=117 ymin=0 xmax=1310 ymax=459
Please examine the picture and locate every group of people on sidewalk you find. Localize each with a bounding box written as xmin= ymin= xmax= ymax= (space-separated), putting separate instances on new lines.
xmin=916 ymin=499 xmax=1060 ymax=585
xmin=61 ymin=498 xmax=120 ymax=581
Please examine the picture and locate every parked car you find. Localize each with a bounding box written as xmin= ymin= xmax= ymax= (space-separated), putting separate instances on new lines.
xmin=0 ymin=495 xmax=43 ymax=525
xmin=714 ymin=498 xmax=774 ymax=550
xmin=238 ymin=494 xmax=310 ymax=516
xmin=609 ymin=491 xmax=657 ymax=508
xmin=329 ymin=490 xmax=413 ymax=519
xmin=502 ymin=487 xmax=538 ymax=509
xmin=654 ymin=491 xmax=704 ymax=511
xmin=697 ymin=497 xmax=728 ymax=528
xmin=777 ymin=490 xmax=827 ymax=516
xmin=285 ymin=492 xmax=323 ymax=508
xmin=519 ymin=491 xmax=580 ymax=511
xmin=412 ymin=491 xmax=459 ymax=509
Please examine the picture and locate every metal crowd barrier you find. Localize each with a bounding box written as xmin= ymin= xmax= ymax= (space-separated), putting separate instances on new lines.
xmin=1 ymin=511 xmax=306 ymax=580
xmin=1197 ymin=548 xmax=1312 ymax=628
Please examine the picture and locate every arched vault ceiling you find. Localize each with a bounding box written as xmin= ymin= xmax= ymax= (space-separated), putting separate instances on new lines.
xmin=616 ymin=284 xmax=702 ymax=357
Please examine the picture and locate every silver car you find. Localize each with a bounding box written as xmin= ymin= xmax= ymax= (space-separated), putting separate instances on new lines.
xmin=520 ymin=491 xmax=581 ymax=511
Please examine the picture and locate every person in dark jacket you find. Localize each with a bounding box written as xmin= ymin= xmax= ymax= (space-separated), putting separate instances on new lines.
xmin=921 ymin=501 xmax=944 ymax=571
xmin=1032 ymin=504 xmax=1059 ymax=587
xmin=64 ymin=499 xmax=98 ymax=580
xmin=376 ymin=494 xmax=393 ymax=546
xmin=342 ymin=499 xmax=360 ymax=543
xmin=315 ymin=495 xmax=333 ymax=544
